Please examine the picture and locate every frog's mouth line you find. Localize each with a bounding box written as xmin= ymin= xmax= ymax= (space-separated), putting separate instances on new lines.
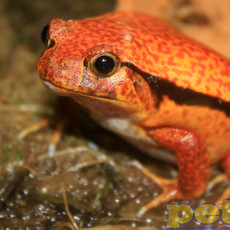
xmin=42 ymin=80 xmax=126 ymax=103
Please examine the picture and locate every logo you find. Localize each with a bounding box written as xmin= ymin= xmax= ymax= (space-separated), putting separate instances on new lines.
xmin=165 ymin=199 xmax=230 ymax=229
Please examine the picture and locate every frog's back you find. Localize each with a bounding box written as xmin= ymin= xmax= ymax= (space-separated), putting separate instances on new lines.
xmin=64 ymin=12 xmax=230 ymax=102
xmin=99 ymin=12 xmax=230 ymax=102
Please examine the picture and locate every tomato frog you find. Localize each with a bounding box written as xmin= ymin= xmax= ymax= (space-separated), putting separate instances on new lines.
xmin=37 ymin=12 xmax=230 ymax=216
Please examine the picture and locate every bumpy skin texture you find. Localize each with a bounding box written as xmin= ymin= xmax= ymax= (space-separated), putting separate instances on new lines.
xmin=37 ymin=12 xmax=230 ymax=214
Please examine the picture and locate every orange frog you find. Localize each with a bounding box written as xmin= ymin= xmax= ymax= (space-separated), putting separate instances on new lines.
xmin=37 ymin=12 xmax=230 ymax=216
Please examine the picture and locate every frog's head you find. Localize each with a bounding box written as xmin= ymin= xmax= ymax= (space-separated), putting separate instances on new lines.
xmin=37 ymin=12 xmax=161 ymax=116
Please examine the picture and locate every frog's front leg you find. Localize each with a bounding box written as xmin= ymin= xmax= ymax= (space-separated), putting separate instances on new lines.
xmin=137 ymin=127 xmax=210 ymax=217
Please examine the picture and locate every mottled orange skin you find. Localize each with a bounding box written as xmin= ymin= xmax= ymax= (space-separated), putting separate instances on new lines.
xmin=37 ymin=12 xmax=230 ymax=214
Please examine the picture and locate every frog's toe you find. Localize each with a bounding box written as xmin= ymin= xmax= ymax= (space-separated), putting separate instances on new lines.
xmin=17 ymin=118 xmax=64 ymax=156
xmin=133 ymin=160 xmax=182 ymax=217
xmin=137 ymin=180 xmax=181 ymax=217
xmin=208 ymin=173 xmax=228 ymax=190
xmin=46 ymin=121 xmax=64 ymax=156
xmin=17 ymin=118 xmax=50 ymax=140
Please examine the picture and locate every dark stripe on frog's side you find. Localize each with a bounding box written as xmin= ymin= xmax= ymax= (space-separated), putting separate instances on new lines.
xmin=124 ymin=62 xmax=230 ymax=117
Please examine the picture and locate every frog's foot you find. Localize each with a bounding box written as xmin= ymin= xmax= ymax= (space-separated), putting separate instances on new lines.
xmin=17 ymin=118 xmax=64 ymax=156
xmin=133 ymin=161 xmax=182 ymax=217
xmin=134 ymin=128 xmax=210 ymax=217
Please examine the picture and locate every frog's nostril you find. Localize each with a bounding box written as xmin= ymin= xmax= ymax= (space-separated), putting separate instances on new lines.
xmin=41 ymin=24 xmax=50 ymax=47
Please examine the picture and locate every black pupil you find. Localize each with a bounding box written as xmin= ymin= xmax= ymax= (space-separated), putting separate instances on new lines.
xmin=94 ymin=56 xmax=115 ymax=74
xmin=41 ymin=24 xmax=50 ymax=46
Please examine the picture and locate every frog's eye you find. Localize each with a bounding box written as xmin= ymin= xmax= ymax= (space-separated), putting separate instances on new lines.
xmin=89 ymin=53 xmax=120 ymax=77
xmin=41 ymin=24 xmax=55 ymax=48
